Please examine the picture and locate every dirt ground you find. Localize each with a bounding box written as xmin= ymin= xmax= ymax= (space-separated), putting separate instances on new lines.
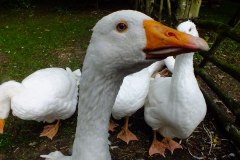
xmin=109 ymin=109 xmax=240 ymax=160
xmin=2 ymin=107 xmax=239 ymax=160
xmin=4 ymin=109 xmax=238 ymax=160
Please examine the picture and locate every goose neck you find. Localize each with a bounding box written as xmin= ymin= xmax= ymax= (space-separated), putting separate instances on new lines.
xmin=0 ymin=81 xmax=23 ymax=119
xmin=173 ymin=53 xmax=194 ymax=76
xmin=71 ymin=69 xmax=123 ymax=160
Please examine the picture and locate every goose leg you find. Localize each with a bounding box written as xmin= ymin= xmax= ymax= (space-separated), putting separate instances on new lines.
xmin=108 ymin=119 xmax=118 ymax=132
xmin=159 ymin=68 xmax=170 ymax=77
xmin=161 ymin=137 xmax=182 ymax=154
xmin=0 ymin=119 xmax=5 ymax=134
xmin=40 ymin=120 xmax=60 ymax=140
xmin=117 ymin=116 xmax=138 ymax=144
xmin=149 ymin=130 xmax=166 ymax=157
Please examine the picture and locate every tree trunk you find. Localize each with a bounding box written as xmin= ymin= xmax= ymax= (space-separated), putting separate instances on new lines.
xmin=133 ymin=0 xmax=139 ymax=10
xmin=146 ymin=0 xmax=154 ymax=16
xmin=189 ymin=0 xmax=202 ymax=18
xmin=146 ymin=0 xmax=151 ymax=15
xmin=159 ymin=0 xmax=164 ymax=21
xmin=167 ymin=0 xmax=172 ymax=16
xmin=176 ymin=0 xmax=202 ymax=20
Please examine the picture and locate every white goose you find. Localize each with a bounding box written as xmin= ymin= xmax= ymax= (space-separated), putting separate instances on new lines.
xmin=111 ymin=61 xmax=164 ymax=144
xmin=144 ymin=20 xmax=207 ymax=156
xmin=41 ymin=11 xmax=209 ymax=160
xmin=0 ymin=67 xmax=81 ymax=139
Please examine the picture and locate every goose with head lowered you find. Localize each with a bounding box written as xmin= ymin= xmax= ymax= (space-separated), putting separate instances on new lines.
xmin=144 ymin=20 xmax=207 ymax=157
xmin=111 ymin=61 xmax=164 ymax=144
xmin=41 ymin=10 xmax=209 ymax=160
xmin=0 ymin=67 xmax=81 ymax=140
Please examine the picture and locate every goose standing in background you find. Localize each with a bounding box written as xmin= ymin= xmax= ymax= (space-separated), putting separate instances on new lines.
xmin=111 ymin=61 xmax=164 ymax=144
xmin=144 ymin=20 xmax=207 ymax=156
xmin=41 ymin=11 xmax=209 ymax=160
xmin=0 ymin=67 xmax=81 ymax=139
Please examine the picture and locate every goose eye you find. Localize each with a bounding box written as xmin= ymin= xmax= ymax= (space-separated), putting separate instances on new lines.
xmin=189 ymin=28 xmax=192 ymax=32
xmin=116 ymin=22 xmax=128 ymax=32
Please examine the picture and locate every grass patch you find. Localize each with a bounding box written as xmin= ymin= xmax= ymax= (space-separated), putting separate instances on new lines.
xmin=0 ymin=9 xmax=99 ymax=81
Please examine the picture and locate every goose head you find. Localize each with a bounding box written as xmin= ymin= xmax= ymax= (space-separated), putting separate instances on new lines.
xmin=0 ymin=81 xmax=23 ymax=133
xmin=84 ymin=10 xmax=209 ymax=74
xmin=177 ymin=20 xmax=199 ymax=37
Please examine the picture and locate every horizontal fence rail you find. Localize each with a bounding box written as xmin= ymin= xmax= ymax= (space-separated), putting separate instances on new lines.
xmin=194 ymin=10 xmax=240 ymax=146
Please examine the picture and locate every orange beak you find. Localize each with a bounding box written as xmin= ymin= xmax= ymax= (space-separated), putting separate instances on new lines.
xmin=0 ymin=119 xmax=5 ymax=134
xmin=143 ymin=20 xmax=209 ymax=59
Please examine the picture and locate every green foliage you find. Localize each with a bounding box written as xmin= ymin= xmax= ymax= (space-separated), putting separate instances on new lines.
xmin=0 ymin=9 xmax=98 ymax=81
xmin=200 ymin=0 xmax=240 ymax=23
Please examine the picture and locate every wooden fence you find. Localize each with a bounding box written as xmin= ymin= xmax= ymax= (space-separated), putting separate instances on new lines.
xmin=193 ymin=10 xmax=240 ymax=146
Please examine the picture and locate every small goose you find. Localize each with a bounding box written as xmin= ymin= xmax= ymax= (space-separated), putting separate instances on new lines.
xmin=111 ymin=61 xmax=164 ymax=144
xmin=0 ymin=67 xmax=81 ymax=139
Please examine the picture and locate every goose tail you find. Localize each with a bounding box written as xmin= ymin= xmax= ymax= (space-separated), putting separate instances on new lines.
xmin=66 ymin=67 xmax=82 ymax=86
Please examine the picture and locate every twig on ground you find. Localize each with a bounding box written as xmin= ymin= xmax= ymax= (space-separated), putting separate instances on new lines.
xmin=186 ymin=135 xmax=194 ymax=147
xmin=188 ymin=148 xmax=205 ymax=160
xmin=202 ymin=124 xmax=213 ymax=155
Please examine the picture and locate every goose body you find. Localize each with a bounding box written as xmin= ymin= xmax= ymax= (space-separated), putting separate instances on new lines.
xmin=41 ymin=11 xmax=209 ymax=160
xmin=111 ymin=61 xmax=164 ymax=143
xmin=112 ymin=61 xmax=164 ymax=120
xmin=0 ymin=67 xmax=81 ymax=139
xmin=144 ymin=20 xmax=207 ymax=156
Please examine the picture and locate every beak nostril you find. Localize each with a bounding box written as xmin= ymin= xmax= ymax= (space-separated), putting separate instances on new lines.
xmin=166 ymin=32 xmax=179 ymax=40
xmin=167 ymin=32 xmax=175 ymax=36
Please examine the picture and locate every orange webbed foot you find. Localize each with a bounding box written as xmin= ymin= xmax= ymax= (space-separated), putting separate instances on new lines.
xmin=40 ymin=120 xmax=60 ymax=140
xmin=117 ymin=127 xmax=138 ymax=144
xmin=162 ymin=137 xmax=182 ymax=154
xmin=108 ymin=119 xmax=118 ymax=132
xmin=149 ymin=130 xmax=167 ymax=157
xmin=149 ymin=139 xmax=166 ymax=156
xmin=117 ymin=116 xmax=138 ymax=144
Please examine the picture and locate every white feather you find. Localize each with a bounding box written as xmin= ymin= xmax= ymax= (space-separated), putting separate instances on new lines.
xmin=144 ymin=20 xmax=207 ymax=139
